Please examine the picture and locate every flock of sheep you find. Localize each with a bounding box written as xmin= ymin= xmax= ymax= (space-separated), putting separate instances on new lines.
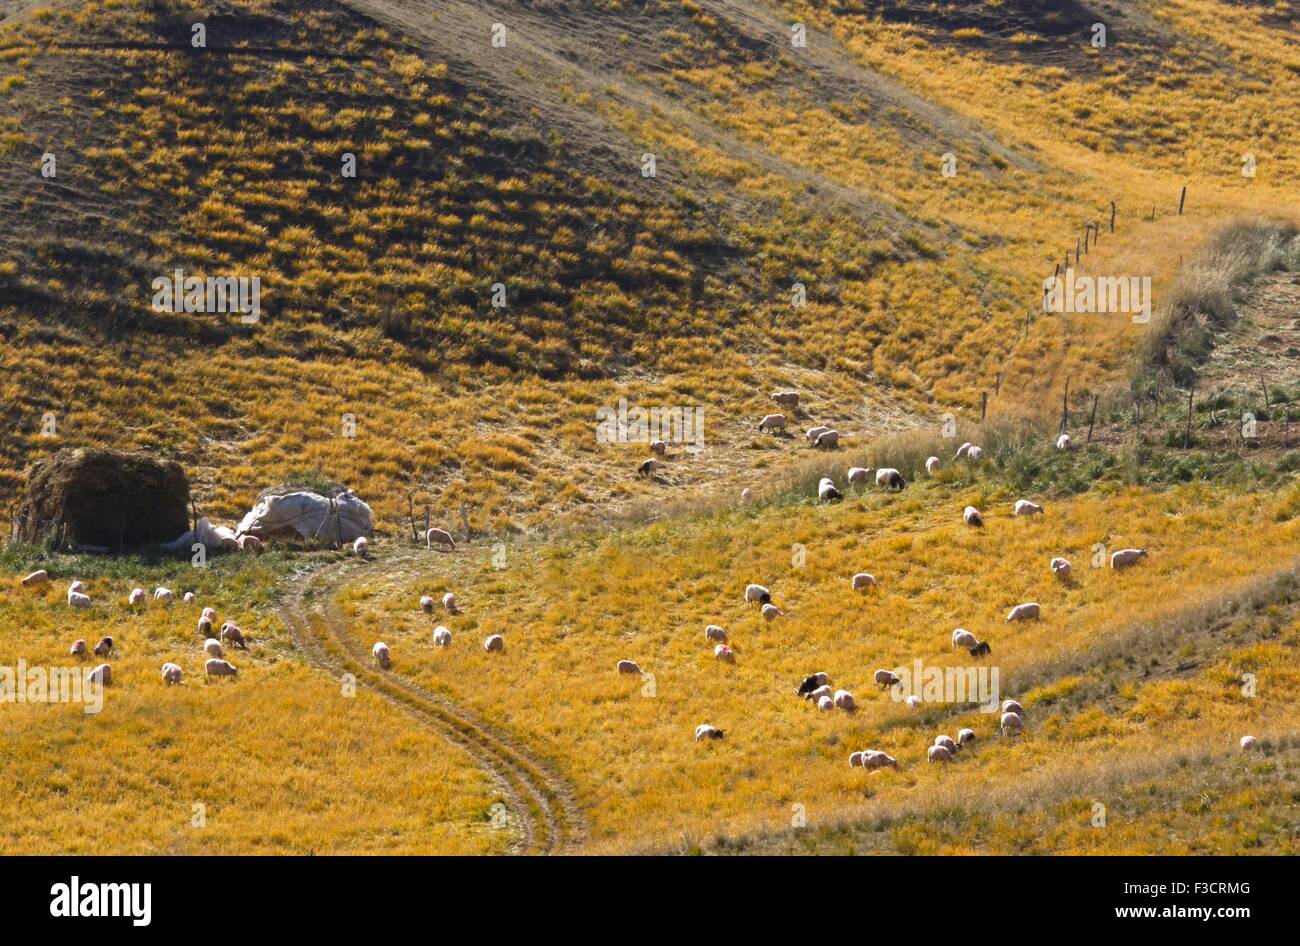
xmin=19 ymin=569 xmax=247 ymax=686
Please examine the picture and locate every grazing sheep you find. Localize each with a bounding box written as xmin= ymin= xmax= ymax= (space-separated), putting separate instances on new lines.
xmin=1240 ymin=735 xmax=1258 ymax=751
xmin=93 ymin=637 xmax=113 ymax=657
xmin=1050 ymin=557 xmax=1072 ymax=579
xmin=419 ymin=595 xmax=434 ymax=613
xmin=68 ymin=591 xmax=92 ymax=609
xmin=952 ymin=628 xmax=978 ymax=650
xmin=68 ymin=580 xmax=84 ymax=594
xmin=201 ymin=607 xmax=217 ymax=622
xmin=21 ymin=570 xmax=49 ymax=587
xmin=862 ymin=750 xmax=898 ymax=770
xmin=849 ymin=751 xmax=864 ymax=768
xmin=484 ymin=634 xmax=504 ymax=653
xmin=758 ymin=413 xmax=786 ymax=433
xmin=154 ymin=587 xmax=174 ymax=603
xmin=740 ymin=487 xmax=753 ymax=505
xmin=927 ymin=745 xmax=954 ymax=763
xmin=617 ymin=659 xmax=642 ymax=675
xmin=372 ymin=641 xmax=391 ymax=668
xmin=714 ymin=644 xmax=735 ymax=662
xmin=761 ymin=603 xmax=783 ymax=620
xmin=805 ymin=425 xmax=830 ymax=444
xmin=1110 ymin=548 xmax=1148 ymax=569
xmin=806 ymin=684 xmax=833 ymax=703
xmin=967 ymin=446 xmax=984 ymax=460
xmin=874 ymin=669 xmax=901 ymax=689
xmin=851 ymin=572 xmax=876 ymax=591
xmin=954 ymin=442 xmax=972 ymax=460
xmin=1000 ymin=712 xmax=1023 ymax=736
xmin=1057 ymin=433 xmax=1073 ymax=450
xmin=818 ymin=477 xmax=843 ymax=502
xmin=833 ymin=689 xmax=857 ymax=711
xmin=237 ymin=534 xmax=263 ymax=554
xmin=957 ymin=728 xmax=976 ymax=747
xmin=204 ymin=639 xmax=224 ymax=658
xmin=426 ymin=528 xmax=456 ymax=551
xmin=649 ymin=439 xmax=667 ymax=456
xmin=1006 ymin=602 xmax=1041 ymax=622
xmin=705 ymin=625 xmax=729 ymax=643
xmin=183 ymin=592 xmax=195 ymax=603
xmin=87 ymin=663 xmax=112 ymax=686
xmin=875 ymin=468 xmax=906 ymax=491
xmin=636 ymin=458 xmax=656 ymax=477
xmin=813 ymin=429 xmax=840 ymax=450
xmin=925 ymin=456 xmax=940 ymax=474
xmin=905 ymin=695 xmax=921 ymax=713
xmin=1014 ymin=500 xmax=1043 ymax=516
xmin=695 ymin=724 xmax=725 ymax=742
xmin=219 ymin=623 xmax=248 ymax=650
xmin=161 ymin=663 xmax=183 ymax=685
xmin=1002 ymin=699 xmax=1025 ymax=717
xmin=443 ymin=592 xmax=460 ymax=614
xmin=70 ymin=639 xmax=86 ymax=658
xmin=771 ymin=391 xmax=800 ymax=410
xmin=744 ymin=584 xmax=771 ymax=605
xmin=847 ymin=466 xmax=873 ymax=486
xmin=817 ymin=695 xmax=834 ymax=711
xmin=433 ymin=626 xmax=452 ymax=647
xmin=205 ymin=658 xmax=237 ymax=681
xmin=197 ymin=616 xmax=214 ymax=637
xmin=969 ymin=641 xmax=992 ymax=658
xmin=353 ymin=536 xmax=369 ymax=557
xmin=797 ymin=672 xmax=829 ymax=696
xmin=963 ymin=505 xmax=983 ymax=527
xmin=128 ymin=588 xmax=146 ymax=606
xmin=934 ymin=734 xmax=958 ymax=754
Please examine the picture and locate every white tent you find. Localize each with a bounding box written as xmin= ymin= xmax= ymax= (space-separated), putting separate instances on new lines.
xmin=236 ymin=488 xmax=372 ymax=543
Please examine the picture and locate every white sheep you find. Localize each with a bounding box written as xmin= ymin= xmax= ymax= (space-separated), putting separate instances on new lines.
xmin=714 ymin=644 xmax=735 ymax=662
xmin=927 ymin=744 xmax=954 ymax=763
xmin=862 ymin=750 xmax=898 ymax=770
xmin=851 ymin=573 xmax=876 ymax=591
xmin=818 ymin=477 xmax=843 ymax=502
xmin=636 ymin=458 xmax=656 ymax=477
xmin=154 ymin=587 xmax=174 ymax=603
xmin=419 ymin=595 xmax=434 ymax=613
xmin=805 ymin=425 xmax=830 ymax=444
xmin=182 ymin=592 xmax=195 ymax=603
xmin=1050 ymin=557 xmax=1072 ymax=579
xmin=68 ymin=580 xmax=84 ymax=594
xmin=617 ymin=659 xmax=642 ymax=674
xmin=957 ymin=728 xmax=976 ymax=747
xmin=1000 ymin=712 xmax=1023 ymax=736
xmin=650 ymin=439 xmax=667 ymax=456
xmin=70 ymin=639 xmax=86 ymax=658
xmin=740 ymin=487 xmax=753 ymax=505
xmin=1057 ymin=433 xmax=1073 ymax=450
xmin=161 ymin=663 xmax=183 ymax=685
xmin=813 ymin=429 xmax=840 ymax=449
xmin=1002 ymin=699 xmax=1025 ymax=717
xmin=93 ymin=637 xmax=113 ymax=657
xmin=817 ymin=695 xmax=834 ymax=711
xmin=833 ymin=689 xmax=857 ymax=711
xmin=204 ymin=638 xmax=224 ymax=658
xmin=744 ymin=583 xmax=771 ymax=605
xmin=372 ymin=641 xmax=391 ymax=668
xmin=353 ymin=536 xmax=369 ymax=556
xmin=1110 ymin=548 xmax=1148 ymax=569
xmin=1240 ymin=735 xmax=1258 ymax=751
xmin=847 ymin=466 xmax=873 ymax=486
xmin=705 ymin=624 xmax=729 ymax=643
xmin=874 ymin=669 xmax=900 ymax=689
xmin=205 ymin=658 xmax=237 ymax=681
xmin=952 ymin=628 xmax=978 ymax=650
xmin=925 ymin=456 xmax=940 ymax=474
xmin=934 ymin=734 xmax=958 ymax=754
xmin=484 ymin=634 xmax=504 ymax=653
xmin=806 ymin=684 xmax=833 ymax=703
xmin=963 ymin=505 xmax=983 ymax=527
xmin=954 ymin=442 xmax=972 ymax=460
xmin=87 ymin=663 xmax=112 ymax=686
xmin=433 ymin=626 xmax=452 ymax=647
xmin=695 ymin=724 xmax=725 ymax=741
xmin=761 ymin=603 xmax=783 ymax=620
xmin=128 ymin=588 xmax=145 ymax=606
xmin=875 ymin=467 xmax=905 ymax=490
xmin=443 ymin=592 xmax=461 ymax=614
xmin=905 ymin=694 xmax=921 ymax=713
xmin=426 ymin=528 xmax=456 ymax=551
xmin=201 ymin=607 xmax=217 ymax=623
xmin=758 ymin=413 xmax=786 ymax=433
xmin=1014 ymin=500 xmax=1043 ymax=516
xmin=219 ymin=623 xmax=247 ymax=650
xmin=1006 ymin=602 xmax=1041 ymax=622
xmin=967 ymin=446 xmax=984 ymax=460
xmin=21 ymin=570 xmax=49 ymax=587
xmin=68 ymin=591 xmax=92 ymax=609
xmin=771 ymin=391 xmax=800 ymax=410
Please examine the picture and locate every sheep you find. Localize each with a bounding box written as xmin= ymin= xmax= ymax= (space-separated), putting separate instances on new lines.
xmin=219 ymin=623 xmax=248 ymax=650
xmin=758 ymin=413 xmax=786 ymax=433
xmin=86 ymin=663 xmax=112 ymax=686
xmin=237 ymin=534 xmax=263 ymax=555
xmin=740 ymin=487 xmax=753 ymax=505
xmin=197 ymin=613 xmax=214 ymax=636
xmin=70 ymin=639 xmax=86 ymax=658
xmin=851 ymin=573 xmax=876 ymax=591
xmin=372 ymin=641 xmax=391 ymax=668
xmin=161 ymin=663 xmax=183 ymax=685
xmin=695 ymin=724 xmax=725 ymax=741
xmin=433 ymin=626 xmax=452 ymax=647
xmin=636 ymin=458 xmax=656 ymax=477
xmin=817 ymin=695 xmax=834 ymax=711
xmin=1014 ymin=500 xmax=1043 ymax=516
xmin=875 ymin=467 xmax=905 ymax=491
xmin=927 ymin=745 xmax=954 ymax=763
xmin=205 ymin=658 xmax=237 ymax=681
xmin=847 ymin=466 xmax=873 ymax=486
xmin=849 ymin=751 xmax=864 ymax=768
xmin=443 ymin=592 xmax=462 ymax=615
xmin=1006 ymin=602 xmax=1041 ymax=622
xmin=617 ymin=659 xmax=642 ymax=674
xmin=862 ymin=750 xmax=898 ymax=770
xmin=714 ymin=644 xmax=735 ymax=662
xmin=813 ymin=429 xmax=840 ymax=450
xmin=201 ymin=607 xmax=217 ymax=623
xmin=963 ymin=505 xmax=983 ymax=527
xmin=204 ymin=638 xmax=224 ymax=659
xmin=68 ymin=591 xmax=92 ymax=609
xmin=806 ymin=684 xmax=833 ymax=703
xmin=705 ymin=625 xmax=729 ymax=643
xmin=969 ymin=641 xmax=992 ymax=658
xmin=182 ymin=592 xmax=195 ymax=603
xmin=925 ymin=456 xmax=940 ymax=474
xmin=744 ymin=584 xmax=771 ymax=605
xmin=93 ymin=637 xmax=113 ymax=657
xmin=426 ymin=528 xmax=457 ymax=551
xmin=1240 ymin=735 xmax=1258 ymax=751
xmin=21 ymin=569 xmax=49 ymax=587
xmin=771 ymin=391 xmax=800 ymax=411
xmin=484 ymin=634 xmax=504 ymax=653
xmin=905 ymin=695 xmax=921 ymax=713
xmin=1110 ymin=548 xmax=1148 ymax=569
xmin=818 ymin=477 xmax=843 ymax=502
xmin=1050 ymin=557 xmax=1072 ymax=579
xmin=153 ymin=587 xmax=174 ymax=603
xmin=934 ymin=735 xmax=958 ymax=754
xmin=797 ymin=672 xmax=829 ymax=696
xmin=420 ymin=595 xmax=435 ymax=613
xmin=951 ymin=628 xmax=978 ymax=650
xmin=1002 ymin=699 xmax=1025 ymax=717
xmin=957 ymin=728 xmax=976 ymax=747
xmin=805 ymin=425 xmax=830 ymax=444
xmin=833 ymin=689 xmax=857 ymax=711
xmin=353 ymin=536 xmax=369 ymax=557
xmin=874 ymin=669 xmax=900 ymax=690
xmin=761 ymin=603 xmax=783 ymax=621
xmin=1057 ymin=433 xmax=1073 ymax=450
xmin=68 ymin=580 xmax=84 ymax=594
xmin=1000 ymin=712 xmax=1023 ymax=736
xmin=647 ymin=440 xmax=667 ymax=457
xmin=968 ymin=446 xmax=985 ymax=460
xmin=954 ymin=442 xmax=972 ymax=460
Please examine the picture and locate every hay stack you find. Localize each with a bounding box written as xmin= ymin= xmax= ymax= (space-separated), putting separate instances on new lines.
xmin=17 ymin=448 xmax=190 ymax=548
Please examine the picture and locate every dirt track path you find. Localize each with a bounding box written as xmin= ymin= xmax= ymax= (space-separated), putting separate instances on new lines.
xmin=276 ymin=549 xmax=586 ymax=855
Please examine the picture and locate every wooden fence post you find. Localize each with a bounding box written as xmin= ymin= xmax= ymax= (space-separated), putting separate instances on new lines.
xmin=1178 ymin=185 xmax=1187 ymax=215
xmin=1110 ymin=201 xmax=1116 ymax=233
xmin=1261 ymin=374 xmax=1270 ymax=409
xmin=981 ymin=391 xmax=987 ymax=422
xmin=1061 ymin=378 xmax=1070 ymax=433
xmin=995 ymin=372 xmax=1002 ymax=396
xmin=1087 ymin=394 xmax=1099 ymax=442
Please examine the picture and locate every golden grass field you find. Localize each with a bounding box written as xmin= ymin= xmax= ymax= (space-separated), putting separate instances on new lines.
xmin=1 ymin=0 xmax=1299 ymax=855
